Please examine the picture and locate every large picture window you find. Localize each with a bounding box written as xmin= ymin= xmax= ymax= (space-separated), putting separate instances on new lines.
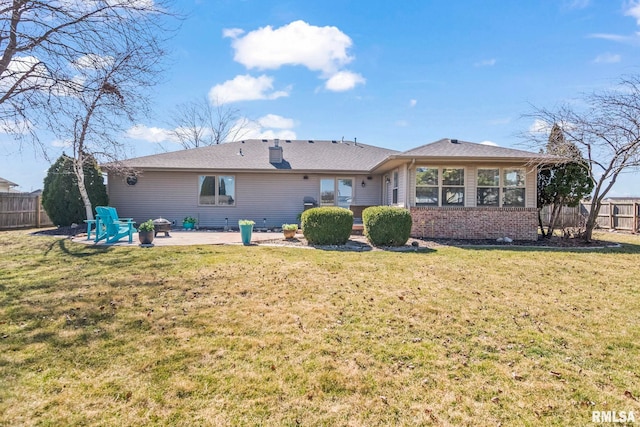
xmin=476 ymin=168 xmax=526 ymax=207
xmin=416 ymin=167 xmax=464 ymax=206
xmin=199 ymin=175 xmax=235 ymax=206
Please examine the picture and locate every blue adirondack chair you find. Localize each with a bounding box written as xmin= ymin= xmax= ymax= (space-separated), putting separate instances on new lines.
xmin=94 ymin=206 xmax=135 ymax=244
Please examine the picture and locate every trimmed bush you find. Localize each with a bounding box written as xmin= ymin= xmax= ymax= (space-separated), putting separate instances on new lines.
xmin=301 ymin=207 xmax=353 ymax=245
xmin=363 ymin=206 xmax=412 ymax=246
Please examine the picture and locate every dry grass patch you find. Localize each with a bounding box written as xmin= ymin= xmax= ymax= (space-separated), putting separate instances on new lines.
xmin=1 ymin=230 xmax=639 ymax=426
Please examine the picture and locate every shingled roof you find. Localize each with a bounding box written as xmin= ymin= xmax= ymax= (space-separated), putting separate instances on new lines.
xmin=397 ymin=138 xmax=554 ymax=160
xmin=117 ymin=139 xmax=398 ymax=172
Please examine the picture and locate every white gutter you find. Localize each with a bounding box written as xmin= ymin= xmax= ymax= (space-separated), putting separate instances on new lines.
xmin=405 ymin=158 xmax=415 ymax=208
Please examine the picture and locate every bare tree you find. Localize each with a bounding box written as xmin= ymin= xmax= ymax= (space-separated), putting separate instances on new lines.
xmin=0 ymin=1 xmax=179 ymax=220
xmin=526 ymin=76 xmax=640 ymax=241
xmin=168 ymin=96 xmax=253 ymax=148
xmin=0 ymin=0 xmax=177 ymax=152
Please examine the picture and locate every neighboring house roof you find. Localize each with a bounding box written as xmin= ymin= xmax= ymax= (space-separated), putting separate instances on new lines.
xmin=396 ymin=138 xmax=555 ymax=160
xmin=116 ymin=139 xmax=398 ymax=172
xmin=0 ymin=176 xmax=18 ymax=188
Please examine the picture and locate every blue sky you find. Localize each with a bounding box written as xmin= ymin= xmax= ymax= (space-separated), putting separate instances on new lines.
xmin=2 ymin=0 xmax=640 ymax=195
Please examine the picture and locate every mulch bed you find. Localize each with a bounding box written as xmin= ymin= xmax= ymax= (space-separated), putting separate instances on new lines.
xmin=32 ymin=226 xmax=616 ymax=250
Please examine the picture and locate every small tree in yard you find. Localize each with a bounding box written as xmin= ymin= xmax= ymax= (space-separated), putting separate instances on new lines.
xmin=0 ymin=1 xmax=179 ymax=221
xmin=537 ymin=124 xmax=593 ymax=237
xmin=42 ymin=154 xmax=108 ymax=227
xmin=527 ymin=76 xmax=640 ymax=242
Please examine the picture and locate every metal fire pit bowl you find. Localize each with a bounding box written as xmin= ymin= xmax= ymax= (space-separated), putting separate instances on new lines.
xmin=153 ymin=218 xmax=172 ymax=237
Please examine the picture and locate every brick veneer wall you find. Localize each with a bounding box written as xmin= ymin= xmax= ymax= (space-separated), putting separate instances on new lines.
xmin=410 ymin=207 xmax=539 ymax=241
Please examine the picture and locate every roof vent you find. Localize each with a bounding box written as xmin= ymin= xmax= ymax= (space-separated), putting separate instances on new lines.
xmin=308 ymin=140 xmax=314 ymax=143
xmin=274 ymin=138 xmax=279 ymax=147
xmin=261 ymin=139 xmax=268 ymax=142
xmin=451 ymin=139 xmax=459 ymax=144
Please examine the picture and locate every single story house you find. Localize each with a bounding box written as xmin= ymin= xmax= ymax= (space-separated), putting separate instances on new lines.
xmin=107 ymin=138 xmax=555 ymax=240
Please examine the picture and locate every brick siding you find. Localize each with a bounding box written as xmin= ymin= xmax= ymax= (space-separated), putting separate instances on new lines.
xmin=410 ymin=207 xmax=539 ymax=241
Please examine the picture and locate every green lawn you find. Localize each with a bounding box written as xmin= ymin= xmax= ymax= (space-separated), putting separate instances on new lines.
xmin=1 ymin=230 xmax=639 ymax=426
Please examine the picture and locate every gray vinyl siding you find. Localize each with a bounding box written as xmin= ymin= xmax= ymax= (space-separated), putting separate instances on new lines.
xmin=108 ymin=171 xmax=383 ymax=228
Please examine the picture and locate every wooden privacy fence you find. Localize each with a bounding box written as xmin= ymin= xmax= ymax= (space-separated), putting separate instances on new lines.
xmin=581 ymin=201 xmax=640 ymax=233
xmin=541 ymin=201 xmax=639 ymax=233
xmin=0 ymin=193 xmax=53 ymax=230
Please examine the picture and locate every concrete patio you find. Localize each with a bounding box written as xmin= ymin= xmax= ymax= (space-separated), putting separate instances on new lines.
xmin=72 ymin=229 xmax=289 ymax=247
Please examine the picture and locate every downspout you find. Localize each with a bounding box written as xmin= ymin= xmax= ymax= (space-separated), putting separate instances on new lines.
xmin=405 ymin=158 xmax=415 ymax=208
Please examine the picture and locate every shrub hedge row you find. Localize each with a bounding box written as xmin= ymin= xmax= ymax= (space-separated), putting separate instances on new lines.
xmin=363 ymin=206 xmax=412 ymax=246
xmin=301 ymin=207 xmax=353 ymax=245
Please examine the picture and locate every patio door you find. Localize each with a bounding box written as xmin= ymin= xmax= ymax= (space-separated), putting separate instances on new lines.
xmin=337 ymin=178 xmax=353 ymax=209
xmin=320 ymin=178 xmax=353 ymax=209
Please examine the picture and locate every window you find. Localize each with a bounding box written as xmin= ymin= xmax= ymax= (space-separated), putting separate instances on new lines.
xmin=392 ymin=171 xmax=398 ymax=204
xmin=337 ymin=178 xmax=353 ymax=209
xmin=503 ymin=168 xmax=526 ymax=207
xmin=415 ymin=167 xmax=465 ymax=206
xmin=476 ymin=168 xmax=526 ymax=207
xmin=320 ymin=178 xmax=335 ymax=206
xmin=321 ymin=178 xmax=353 ymax=208
xmin=415 ymin=167 xmax=439 ymax=206
xmin=477 ymin=168 xmax=500 ymax=206
xmin=442 ymin=168 xmax=465 ymax=206
xmin=199 ymin=175 xmax=235 ymax=206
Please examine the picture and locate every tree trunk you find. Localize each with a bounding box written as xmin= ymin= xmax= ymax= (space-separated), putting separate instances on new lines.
xmin=73 ymin=155 xmax=94 ymax=221
xmin=583 ymin=200 xmax=601 ymax=242
xmin=538 ymin=209 xmax=547 ymax=237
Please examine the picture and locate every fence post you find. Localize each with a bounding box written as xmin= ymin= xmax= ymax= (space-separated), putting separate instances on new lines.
xmin=36 ymin=195 xmax=41 ymax=228
xmin=609 ymin=202 xmax=614 ymax=230
xmin=635 ymin=202 xmax=639 ymax=234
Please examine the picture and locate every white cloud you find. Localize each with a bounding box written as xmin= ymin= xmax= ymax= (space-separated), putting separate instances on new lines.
xmin=222 ymin=28 xmax=244 ymax=38
xmin=72 ymin=54 xmax=115 ymax=70
xmin=395 ymin=120 xmax=409 ymax=127
xmin=625 ymin=1 xmax=640 ymax=25
xmin=126 ymin=124 xmax=177 ymax=143
xmin=51 ymin=138 xmax=72 ymax=148
xmin=474 ymin=58 xmax=496 ymax=67
xmin=588 ymin=33 xmax=633 ymax=42
xmin=480 ymin=140 xmax=499 ymax=146
xmin=208 ymin=74 xmax=290 ymax=104
xmin=528 ymin=119 xmax=552 ymax=135
xmin=232 ymin=119 xmax=296 ymax=141
xmin=257 ymin=114 xmax=294 ymax=129
xmin=227 ymin=20 xmax=354 ymax=75
xmin=409 ymin=99 xmax=417 ymax=108
xmin=593 ymin=53 xmax=621 ymax=63
xmin=563 ymin=0 xmax=590 ymax=10
xmin=0 ymin=119 xmax=32 ymax=135
xmin=325 ymin=70 xmax=365 ymax=92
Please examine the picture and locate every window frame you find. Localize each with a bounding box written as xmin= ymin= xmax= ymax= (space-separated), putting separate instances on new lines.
xmin=476 ymin=167 xmax=527 ymax=207
xmin=198 ymin=174 xmax=236 ymax=207
xmin=320 ymin=177 xmax=354 ymax=208
xmin=415 ymin=166 xmax=466 ymax=207
xmin=502 ymin=168 xmax=526 ymax=207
